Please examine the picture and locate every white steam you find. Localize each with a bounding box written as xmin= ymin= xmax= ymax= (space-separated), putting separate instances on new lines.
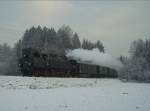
xmin=66 ymin=48 xmax=122 ymax=71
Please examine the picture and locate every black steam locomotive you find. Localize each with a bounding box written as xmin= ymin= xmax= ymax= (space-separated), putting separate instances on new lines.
xmin=19 ymin=48 xmax=118 ymax=78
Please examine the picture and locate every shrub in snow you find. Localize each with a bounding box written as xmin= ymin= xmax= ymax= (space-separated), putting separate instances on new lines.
xmin=29 ymin=85 xmax=37 ymax=89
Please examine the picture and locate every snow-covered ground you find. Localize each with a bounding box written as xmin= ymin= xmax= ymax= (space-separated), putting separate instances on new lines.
xmin=0 ymin=76 xmax=150 ymax=111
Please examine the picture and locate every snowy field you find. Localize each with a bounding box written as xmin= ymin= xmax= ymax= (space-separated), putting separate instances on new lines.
xmin=0 ymin=76 xmax=150 ymax=111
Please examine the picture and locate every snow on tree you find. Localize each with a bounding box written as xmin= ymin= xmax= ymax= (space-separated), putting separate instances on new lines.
xmin=119 ymin=38 xmax=150 ymax=82
xmin=72 ymin=32 xmax=81 ymax=49
xmin=0 ymin=43 xmax=20 ymax=76
xmin=82 ymin=39 xmax=105 ymax=52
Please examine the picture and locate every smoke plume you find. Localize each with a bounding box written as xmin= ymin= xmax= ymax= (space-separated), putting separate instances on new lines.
xmin=66 ymin=48 xmax=122 ymax=71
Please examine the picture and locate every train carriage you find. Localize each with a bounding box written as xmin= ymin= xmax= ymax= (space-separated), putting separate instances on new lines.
xmin=78 ymin=63 xmax=98 ymax=78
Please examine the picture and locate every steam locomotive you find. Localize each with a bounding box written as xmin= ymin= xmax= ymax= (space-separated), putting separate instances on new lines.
xmin=19 ymin=48 xmax=118 ymax=78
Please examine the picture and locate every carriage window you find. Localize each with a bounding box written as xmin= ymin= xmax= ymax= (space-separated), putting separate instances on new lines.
xmin=33 ymin=52 xmax=40 ymax=58
xmin=23 ymin=54 xmax=29 ymax=58
xmin=42 ymin=54 xmax=48 ymax=60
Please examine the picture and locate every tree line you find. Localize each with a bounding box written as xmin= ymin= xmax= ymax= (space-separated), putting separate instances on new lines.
xmin=16 ymin=25 xmax=104 ymax=58
xmin=0 ymin=25 xmax=104 ymax=76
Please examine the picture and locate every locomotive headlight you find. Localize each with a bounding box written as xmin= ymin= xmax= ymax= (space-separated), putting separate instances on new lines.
xmin=28 ymin=62 xmax=31 ymax=66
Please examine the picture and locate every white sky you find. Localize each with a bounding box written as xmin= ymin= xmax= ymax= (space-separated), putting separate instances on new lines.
xmin=0 ymin=1 xmax=150 ymax=57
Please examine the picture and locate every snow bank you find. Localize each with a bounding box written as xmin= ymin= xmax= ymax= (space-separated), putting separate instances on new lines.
xmin=0 ymin=76 xmax=104 ymax=90
xmin=66 ymin=48 xmax=122 ymax=70
xmin=0 ymin=76 xmax=150 ymax=111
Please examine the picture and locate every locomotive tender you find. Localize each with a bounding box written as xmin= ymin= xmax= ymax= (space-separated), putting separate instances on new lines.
xmin=19 ymin=48 xmax=118 ymax=78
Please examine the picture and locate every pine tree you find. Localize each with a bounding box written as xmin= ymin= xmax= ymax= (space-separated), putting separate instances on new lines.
xmin=82 ymin=39 xmax=105 ymax=52
xmin=57 ymin=25 xmax=73 ymax=50
xmin=72 ymin=32 xmax=81 ymax=49
xmin=96 ymin=40 xmax=104 ymax=52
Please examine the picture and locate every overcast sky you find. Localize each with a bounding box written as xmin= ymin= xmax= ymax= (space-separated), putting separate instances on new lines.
xmin=0 ymin=1 xmax=150 ymax=57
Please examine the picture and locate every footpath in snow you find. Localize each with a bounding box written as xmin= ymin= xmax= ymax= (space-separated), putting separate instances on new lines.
xmin=0 ymin=76 xmax=150 ymax=111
